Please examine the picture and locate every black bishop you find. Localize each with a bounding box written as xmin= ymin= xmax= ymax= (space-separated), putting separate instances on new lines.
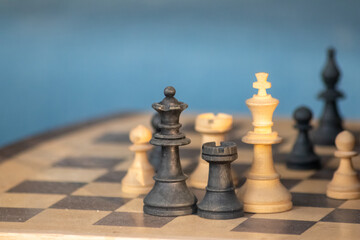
xmin=313 ymin=48 xmax=344 ymax=145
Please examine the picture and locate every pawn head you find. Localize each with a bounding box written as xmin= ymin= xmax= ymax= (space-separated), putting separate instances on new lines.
xmin=293 ymin=106 xmax=312 ymax=124
xmin=129 ymin=125 xmax=152 ymax=144
xmin=335 ymin=130 xmax=355 ymax=151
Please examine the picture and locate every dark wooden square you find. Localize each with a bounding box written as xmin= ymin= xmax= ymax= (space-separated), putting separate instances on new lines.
xmin=95 ymin=170 xmax=127 ymax=183
xmin=54 ymin=156 xmax=124 ymax=169
xmin=321 ymin=209 xmax=360 ymax=224
xmin=232 ymin=218 xmax=316 ymax=235
xmin=95 ymin=212 xmax=175 ymax=228
xmin=292 ymin=193 xmax=345 ymax=208
xmin=7 ymin=181 xmax=85 ymax=195
xmin=50 ymin=196 xmax=131 ymax=211
xmin=0 ymin=207 xmax=43 ymax=222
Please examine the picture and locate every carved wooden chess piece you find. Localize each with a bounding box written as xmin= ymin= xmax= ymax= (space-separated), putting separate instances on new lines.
xmin=188 ymin=113 xmax=238 ymax=189
xmin=237 ymin=72 xmax=292 ymax=213
xmin=287 ymin=106 xmax=321 ymax=170
xmin=143 ymin=86 xmax=197 ymax=216
xmin=121 ymin=125 xmax=155 ymax=194
xmin=327 ymin=131 xmax=360 ymax=199
xmin=197 ymin=142 xmax=243 ymax=219
xmin=313 ymin=48 xmax=344 ymax=146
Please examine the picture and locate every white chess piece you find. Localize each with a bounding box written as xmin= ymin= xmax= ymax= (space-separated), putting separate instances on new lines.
xmin=188 ymin=113 xmax=238 ymax=189
xmin=121 ymin=125 xmax=155 ymax=194
xmin=237 ymin=72 xmax=292 ymax=213
xmin=327 ymin=130 xmax=360 ymax=199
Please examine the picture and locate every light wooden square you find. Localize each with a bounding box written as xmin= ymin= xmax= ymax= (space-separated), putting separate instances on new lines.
xmin=162 ymin=214 xmax=246 ymax=235
xmin=26 ymin=209 xmax=110 ymax=228
xmin=251 ymin=206 xmax=334 ymax=221
xmin=290 ymin=179 xmax=329 ymax=194
xmin=72 ymin=182 xmax=139 ymax=198
xmin=30 ymin=168 xmax=107 ymax=182
xmin=339 ymin=199 xmax=360 ymax=210
xmin=301 ymin=222 xmax=360 ymax=240
xmin=0 ymin=193 xmax=65 ymax=208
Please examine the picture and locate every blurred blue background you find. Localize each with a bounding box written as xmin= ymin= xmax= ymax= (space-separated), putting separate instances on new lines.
xmin=0 ymin=0 xmax=359 ymax=147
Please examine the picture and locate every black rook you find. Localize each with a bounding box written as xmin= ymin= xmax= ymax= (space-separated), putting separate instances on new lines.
xmin=197 ymin=142 xmax=243 ymax=219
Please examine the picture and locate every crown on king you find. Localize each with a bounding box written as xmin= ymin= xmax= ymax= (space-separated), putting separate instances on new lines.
xmin=253 ymin=72 xmax=271 ymax=97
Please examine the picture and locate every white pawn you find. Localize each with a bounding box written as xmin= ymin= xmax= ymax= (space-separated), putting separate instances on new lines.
xmin=188 ymin=113 xmax=238 ymax=189
xmin=327 ymin=130 xmax=360 ymax=199
xmin=121 ymin=125 xmax=155 ymax=194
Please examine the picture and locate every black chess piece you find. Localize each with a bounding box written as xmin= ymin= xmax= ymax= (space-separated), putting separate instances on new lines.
xmin=149 ymin=113 xmax=161 ymax=171
xmin=197 ymin=142 xmax=243 ymax=219
xmin=313 ymin=48 xmax=344 ymax=146
xmin=143 ymin=86 xmax=197 ymax=216
xmin=287 ymin=106 xmax=321 ymax=170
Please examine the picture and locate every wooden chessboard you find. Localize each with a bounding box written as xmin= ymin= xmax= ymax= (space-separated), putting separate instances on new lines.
xmin=0 ymin=112 xmax=359 ymax=240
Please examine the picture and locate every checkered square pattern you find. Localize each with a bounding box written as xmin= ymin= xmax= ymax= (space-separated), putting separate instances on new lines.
xmin=0 ymin=114 xmax=359 ymax=240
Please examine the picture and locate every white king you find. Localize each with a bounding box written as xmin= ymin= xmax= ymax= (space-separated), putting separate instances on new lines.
xmin=237 ymin=72 xmax=292 ymax=213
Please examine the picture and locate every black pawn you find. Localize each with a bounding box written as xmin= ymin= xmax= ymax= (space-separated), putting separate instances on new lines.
xmin=197 ymin=142 xmax=243 ymax=219
xmin=287 ymin=106 xmax=321 ymax=170
xmin=143 ymin=86 xmax=197 ymax=216
xmin=313 ymin=48 xmax=344 ymax=145
xmin=149 ymin=113 xmax=161 ymax=171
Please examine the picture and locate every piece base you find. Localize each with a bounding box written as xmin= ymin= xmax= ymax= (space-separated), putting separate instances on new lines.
xmin=326 ymin=189 xmax=360 ymax=200
xmin=143 ymin=204 xmax=197 ymax=217
xmin=237 ymin=178 xmax=293 ymax=214
xmin=243 ymin=201 xmax=292 ymax=213
xmin=286 ymin=161 xmax=321 ymax=170
xmin=197 ymin=208 xmax=244 ymax=220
